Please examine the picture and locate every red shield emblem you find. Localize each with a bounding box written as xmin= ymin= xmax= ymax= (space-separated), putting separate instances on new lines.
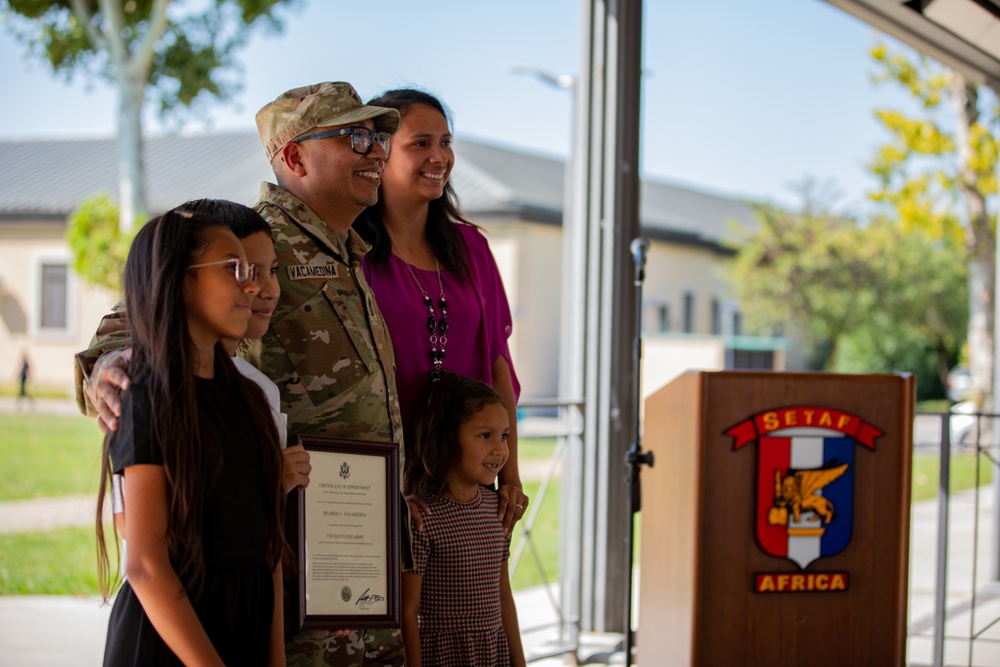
xmin=727 ymin=407 xmax=882 ymax=570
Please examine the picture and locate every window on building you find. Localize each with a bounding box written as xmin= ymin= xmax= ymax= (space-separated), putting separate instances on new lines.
xmin=683 ymin=291 xmax=695 ymax=333
xmin=39 ymin=262 xmax=68 ymax=330
xmin=733 ymin=309 xmax=743 ymax=337
xmin=658 ymin=304 xmax=670 ymax=332
xmin=732 ymin=350 xmax=774 ymax=370
xmin=711 ymin=298 xmax=721 ymax=335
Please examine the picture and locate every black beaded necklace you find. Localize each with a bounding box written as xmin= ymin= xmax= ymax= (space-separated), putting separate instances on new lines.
xmin=398 ymin=254 xmax=449 ymax=380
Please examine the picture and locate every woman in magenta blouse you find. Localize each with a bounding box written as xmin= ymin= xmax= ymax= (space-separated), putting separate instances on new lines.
xmin=355 ymin=88 xmax=527 ymax=533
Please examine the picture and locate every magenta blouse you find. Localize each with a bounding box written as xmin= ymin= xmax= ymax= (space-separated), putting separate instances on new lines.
xmin=362 ymin=224 xmax=520 ymax=430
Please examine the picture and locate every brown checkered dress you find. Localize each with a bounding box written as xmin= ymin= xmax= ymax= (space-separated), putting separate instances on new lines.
xmin=411 ymin=488 xmax=511 ymax=666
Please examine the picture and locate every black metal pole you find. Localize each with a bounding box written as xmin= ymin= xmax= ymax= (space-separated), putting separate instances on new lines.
xmin=623 ymin=237 xmax=653 ymax=665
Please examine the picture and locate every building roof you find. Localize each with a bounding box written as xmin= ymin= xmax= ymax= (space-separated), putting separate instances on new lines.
xmin=452 ymin=138 xmax=759 ymax=247
xmin=0 ymin=132 xmax=757 ymax=248
xmin=0 ymin=133 xmax=267 ymax=218
xmin=821 ymin=0 xmax=1000 ymax=92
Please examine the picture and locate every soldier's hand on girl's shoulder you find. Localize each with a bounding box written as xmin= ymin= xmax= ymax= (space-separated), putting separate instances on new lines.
xmin=90 ymin=348 xmax=132 ymax=434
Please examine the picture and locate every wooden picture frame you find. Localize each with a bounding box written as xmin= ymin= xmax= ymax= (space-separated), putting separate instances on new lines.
xmin=285 ymin=435 xmax=400 ymax=632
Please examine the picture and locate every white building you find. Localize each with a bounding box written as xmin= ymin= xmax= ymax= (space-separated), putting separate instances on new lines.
xmin=0 ymin=133 xmax=785 ymax=398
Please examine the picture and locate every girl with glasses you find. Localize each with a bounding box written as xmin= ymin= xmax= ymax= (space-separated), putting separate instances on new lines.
xmin=355 ymin=89 xmax=528 ymax=539
xmin=94 ymin=200 xmax=307 ymax=525
xmin=96 ymin=210 xmax=287 ymax=666
xmin=180 ymin=198 xmax=309 ymax=493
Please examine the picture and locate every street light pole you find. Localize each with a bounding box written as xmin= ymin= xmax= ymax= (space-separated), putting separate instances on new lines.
xmin=504 ymin=62 xmax=576 ymax=91
xmin=503 ymin=66 xmax=576 ymax=227
xmin=507 ymin=0 xmax=645 ymax=656
xmin=506 ymin=61 xmax=585 ymax=656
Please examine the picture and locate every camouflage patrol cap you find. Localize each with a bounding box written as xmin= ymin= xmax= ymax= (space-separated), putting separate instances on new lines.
xmin=255 ymin=82 xmax=401 ymax=163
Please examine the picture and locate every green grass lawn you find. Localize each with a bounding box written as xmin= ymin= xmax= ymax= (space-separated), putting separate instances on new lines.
xmin=0 ymin=524 xmax=115 ymax=595
xmin=911 ymin=451 xmax=994 ymax=502
xmin=2 ymin=419 xmax=994 ymax=597
xmin=509 ymin=478 xmax=560 ymax=591
xmin=517 ymin=436 xmax=557 ymax=460
xmin=916 ymin=399 xmax=952 ymax=413
xmin=0 ymin=384 xmax=72 ymax=399
xmin=502 ymin=437 xmax=561 ymax=591
xmin=0 ymin=413 xmax=104 ymax=501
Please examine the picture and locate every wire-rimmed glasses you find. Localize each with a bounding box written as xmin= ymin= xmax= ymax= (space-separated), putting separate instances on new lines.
xmin=188 ymin=257 xmax=258 ymax=286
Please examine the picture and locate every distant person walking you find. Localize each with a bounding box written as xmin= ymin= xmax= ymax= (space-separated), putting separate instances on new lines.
xmin=16 ymin=353 xmax=32 ymax=411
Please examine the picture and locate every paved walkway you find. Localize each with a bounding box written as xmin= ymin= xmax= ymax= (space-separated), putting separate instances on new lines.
xmin=0 ymin=397 xmax=108 ymax=534
xmin=0 ymin=395 xmax=82 ymax=417
xmin=0 ymin=495 xmax=110 ymax=533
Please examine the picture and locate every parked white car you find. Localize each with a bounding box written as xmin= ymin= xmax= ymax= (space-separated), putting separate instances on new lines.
xmin=946 ymin=366 xmax=972 ymax=403
xmin=950 ymin=400 xmax=978 ymax=447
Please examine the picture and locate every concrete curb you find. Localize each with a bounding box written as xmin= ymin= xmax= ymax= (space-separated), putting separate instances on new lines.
xmin=0 ymin=495 xmax=111 ymax=534
xmin=0 ymin=396 xmax=81 ymax=417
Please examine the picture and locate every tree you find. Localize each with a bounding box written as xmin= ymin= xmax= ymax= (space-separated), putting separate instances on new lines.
xmin=830 ymin=221 xmax=968 ymax=399
xmin=727 ymin=191 xmax=967 ymax=392
xmin=728 ymin=202 xmax=877 ymax=370
xmin=3 ymin=0 xmax=296 ymax=231
xmin=868 ymin=42 xmax=998 ymax=406
xmin=65 ymin=192 xmax=135 ymax=291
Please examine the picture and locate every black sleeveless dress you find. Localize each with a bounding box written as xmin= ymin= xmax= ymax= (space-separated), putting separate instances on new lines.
xmin=102 ymin=375 xmax=273 ymax=666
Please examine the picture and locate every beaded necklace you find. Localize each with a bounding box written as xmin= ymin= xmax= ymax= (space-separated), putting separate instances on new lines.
xmin=396 ymin=250 xmax=449 ymax=380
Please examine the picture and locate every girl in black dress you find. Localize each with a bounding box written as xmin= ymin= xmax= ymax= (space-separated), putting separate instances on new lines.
xmin=96 ymin=210 xmax=287 ymax=666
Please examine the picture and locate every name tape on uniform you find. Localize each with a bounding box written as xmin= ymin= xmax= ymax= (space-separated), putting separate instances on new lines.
xmin=288 ymin=264 xmax=338 ymax=280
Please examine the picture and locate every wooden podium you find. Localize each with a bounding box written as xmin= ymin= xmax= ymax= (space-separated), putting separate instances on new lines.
xmin=637 ymin=371 xmax=914 ymax=666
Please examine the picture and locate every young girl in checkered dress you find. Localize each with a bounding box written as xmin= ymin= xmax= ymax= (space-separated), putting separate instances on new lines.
xmin=401 ymin=372 xmax=526 ymax=667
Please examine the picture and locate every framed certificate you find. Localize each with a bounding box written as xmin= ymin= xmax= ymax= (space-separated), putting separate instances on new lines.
xmin=286 ymin=435 xmax=400 ymax=631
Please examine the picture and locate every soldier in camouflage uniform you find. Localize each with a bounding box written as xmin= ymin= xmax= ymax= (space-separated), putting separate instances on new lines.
xmin=78 ymin=83 xmax=411 ymax=666
xmin=254 ymin=82 xmax=406 ymax=667
xmin=252 ymin=182 xmax=403 ymax=441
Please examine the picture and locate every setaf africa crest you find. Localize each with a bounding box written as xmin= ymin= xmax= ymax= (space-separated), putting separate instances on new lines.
xmin=726 ymin=407 xmax=883 ymax=593
xmin=340 ymin=461 xmax=351 ymax=480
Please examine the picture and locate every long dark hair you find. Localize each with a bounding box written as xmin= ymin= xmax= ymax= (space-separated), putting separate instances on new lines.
xmin=178 ymin=199 xmax=272 ymax=359
xmin=179 ymin=198 xmax=271 ymax=239
xmin=97 ymin=209 xmax=285 ymax=600
xmin=354 ymin=88 xmax=475 ymax=281
xmin=406 ymin=372 xmax=507 ymax=498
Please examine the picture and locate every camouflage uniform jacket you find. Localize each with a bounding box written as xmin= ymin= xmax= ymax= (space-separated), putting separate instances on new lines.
xmin=75 ymin=301 xmax=128 ymax=417
xmin=253 ymin=182 xmax=403 ymax=449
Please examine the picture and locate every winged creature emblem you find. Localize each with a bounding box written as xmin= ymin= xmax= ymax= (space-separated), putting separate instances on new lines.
xmin=767 ymin=463 xmax=848 ymax=526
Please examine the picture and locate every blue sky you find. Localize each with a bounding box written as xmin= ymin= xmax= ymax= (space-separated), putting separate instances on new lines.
xmin=0 ymin=0 xmax=928 ymax=212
